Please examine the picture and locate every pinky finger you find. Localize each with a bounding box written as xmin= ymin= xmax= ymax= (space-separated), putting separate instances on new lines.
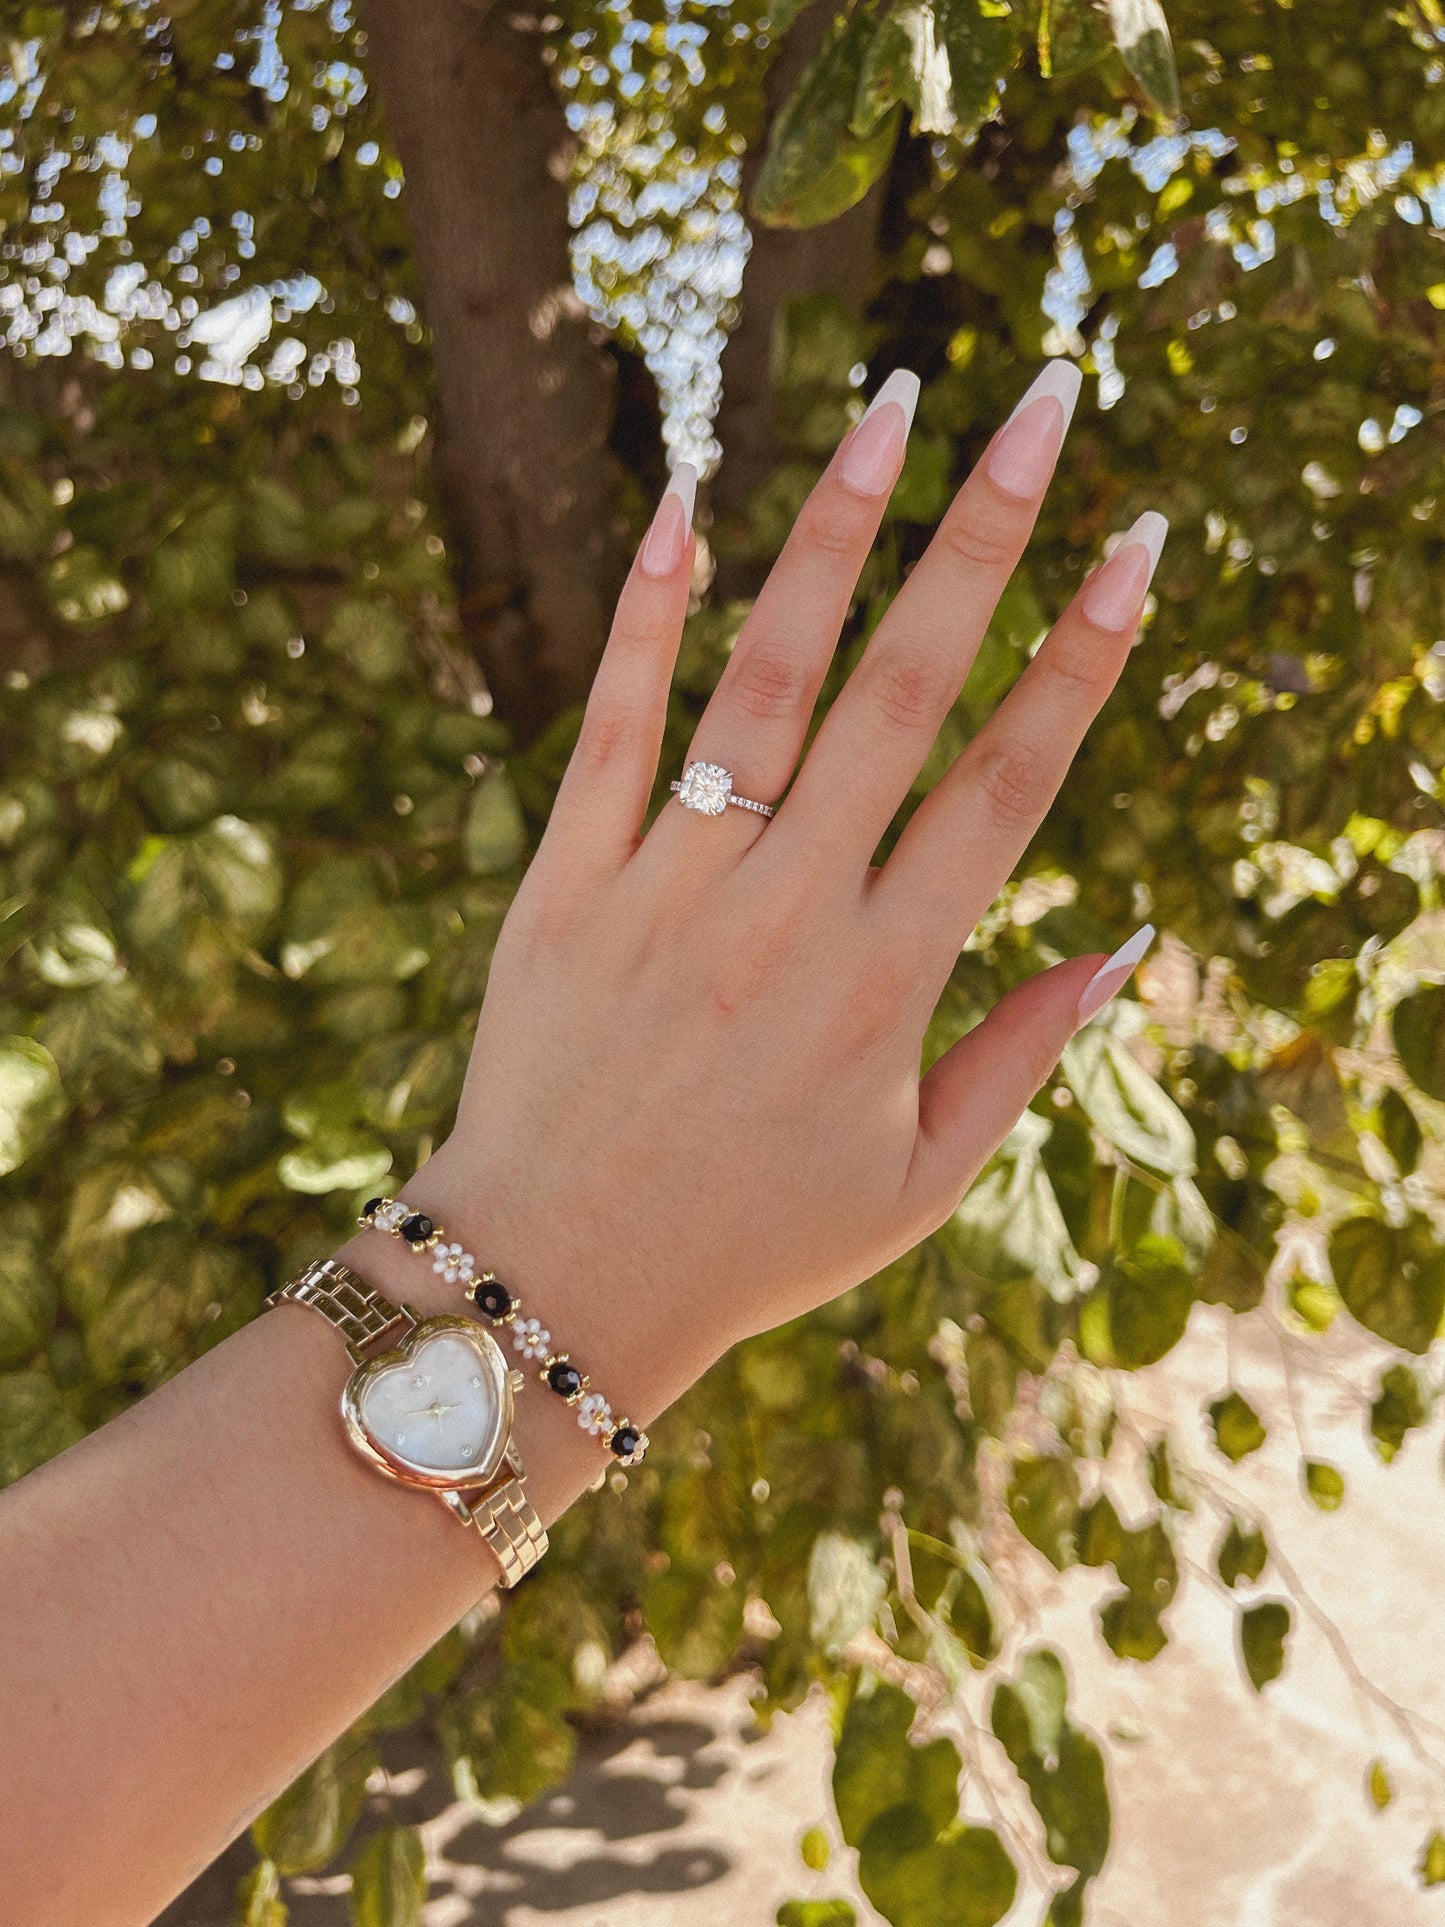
xmin=902 ymin=927 xmax=1155 ymax=1228
xmin=542 ymin=464 xmax=698 ymax=875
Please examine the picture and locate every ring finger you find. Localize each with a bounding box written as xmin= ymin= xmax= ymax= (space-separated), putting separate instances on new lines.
xmin=644 ymin=369 xmax=920 ymax=863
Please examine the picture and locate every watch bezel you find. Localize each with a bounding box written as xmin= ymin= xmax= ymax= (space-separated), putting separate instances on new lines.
xmin=340 ymin=1313 xmax=515 ymax=1493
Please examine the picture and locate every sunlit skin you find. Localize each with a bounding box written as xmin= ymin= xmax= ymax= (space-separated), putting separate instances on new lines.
xmin=0 ymin=362 xmax=1161 ymax=1926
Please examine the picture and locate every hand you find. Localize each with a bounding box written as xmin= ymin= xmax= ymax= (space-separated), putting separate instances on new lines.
xmin=421 ymin=363 xmax=1163 ymax=1421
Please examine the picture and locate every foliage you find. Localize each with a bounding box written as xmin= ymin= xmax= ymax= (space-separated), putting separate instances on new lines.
xmin=1 ymin=0 xmax=1445 ymax=1921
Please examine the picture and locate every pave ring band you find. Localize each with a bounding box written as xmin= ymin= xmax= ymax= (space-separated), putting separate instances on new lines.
xmin=670 ymin=761 xmax=776 ymax=820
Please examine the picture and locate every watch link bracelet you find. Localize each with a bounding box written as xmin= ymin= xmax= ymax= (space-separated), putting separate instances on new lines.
xmin=267 ymin=1257 xmax=548 ymax=1588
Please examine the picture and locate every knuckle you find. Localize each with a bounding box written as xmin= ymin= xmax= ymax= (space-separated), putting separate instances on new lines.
xmin=727 ymin=646 xmax=812 ymax=723
xmin=866 ymin=648 xmax=952 ymax=733
xmin=938 ymin=508 xmax=1017 ymax=571
xmin=974 ymin=738 xmax=1052 ymax=833
xmin=797 ymin=489 xmax=871 ymax=560
xmin=573 ymin=706 xmax=632 ymax=775
xmin=1039 ymin=627 xmax=1112 ymax=696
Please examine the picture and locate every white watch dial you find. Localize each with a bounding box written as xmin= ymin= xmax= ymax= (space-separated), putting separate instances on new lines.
xmin=357 ymin=1329 xmax=504 ymax=1476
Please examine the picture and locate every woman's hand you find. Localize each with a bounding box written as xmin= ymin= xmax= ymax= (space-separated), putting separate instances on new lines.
xmin=422 ymin=363 xmax=1162 ymax=1420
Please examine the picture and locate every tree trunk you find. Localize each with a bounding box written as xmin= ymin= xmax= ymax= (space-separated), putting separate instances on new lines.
xmin=709 ymin=6 xmax=889 ymax=600
xmin=361 ymin=0 xmax=638 ymax=737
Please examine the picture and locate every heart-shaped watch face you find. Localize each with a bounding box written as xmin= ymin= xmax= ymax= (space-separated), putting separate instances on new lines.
xmin=341 ymin=1316 xmax=512 ymax=1491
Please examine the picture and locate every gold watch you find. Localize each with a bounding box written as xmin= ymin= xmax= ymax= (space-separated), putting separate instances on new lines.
xmin=267 ymin=1257 xmax=547 ymax=1588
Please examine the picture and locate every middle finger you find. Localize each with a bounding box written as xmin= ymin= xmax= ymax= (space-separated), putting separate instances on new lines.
xmin=774 ymin=361 xmax=1082 ymax=865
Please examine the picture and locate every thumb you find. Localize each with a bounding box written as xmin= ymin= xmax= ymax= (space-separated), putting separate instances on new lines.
xmin=905 ymin=925 xmax=1155 ymax=1223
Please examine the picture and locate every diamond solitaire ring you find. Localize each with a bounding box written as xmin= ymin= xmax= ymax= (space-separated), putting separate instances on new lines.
xmin=670 ymin=761 xmax=776 ymax=819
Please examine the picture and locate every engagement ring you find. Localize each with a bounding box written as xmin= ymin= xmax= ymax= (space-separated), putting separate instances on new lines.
xmin=670 ymin=761 xmax=776 ymax=819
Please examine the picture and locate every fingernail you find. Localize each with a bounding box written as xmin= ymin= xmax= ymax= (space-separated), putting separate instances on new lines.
xmin=639 ymin=462 xmax=698 ymax=578
xmin=1079 ymin=510 xmax=1168 ymax=630
xmin=838 ymin=368 xmax=920 ymax=497
xmin=986 ymin=361 xmax=1082 ymax=499
xmin=1077 ymin=923 xmax=1156 ymax=1024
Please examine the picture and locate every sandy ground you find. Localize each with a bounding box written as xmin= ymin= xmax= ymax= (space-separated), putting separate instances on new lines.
xmin=162 ymin=1298 xmax=1445 ymax=1926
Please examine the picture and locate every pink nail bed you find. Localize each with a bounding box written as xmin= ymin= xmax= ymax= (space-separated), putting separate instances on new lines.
xmin=1080 ymin=510 xmax=1169 ymax=630
xmin=986 ymin=361 xmax=1082 ymax=499
xmin=838 ymin=369 xmax=920 ymax=497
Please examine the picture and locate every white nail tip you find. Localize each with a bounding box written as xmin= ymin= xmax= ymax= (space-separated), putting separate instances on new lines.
xmin=664 ymin=461 xmax=698 ymax=526
xmin=1005 ymin=360 xmax=1083 ymax=431
xmin=861 ymin=368 xmax=921 ymax=435
xmin=1083 ymin=923 xmax=1155 ymax=998
xmin=1120 ymin=509 xmax=1169 ymax=572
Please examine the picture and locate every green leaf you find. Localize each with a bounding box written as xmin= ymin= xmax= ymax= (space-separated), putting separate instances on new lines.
xmin=235 ymin=1859 xmax=288 ymax=1927
xmin=1061 ymin=1029 xmax=1196 ymax=1179
xmin=0 ymin=1036 xmax=66 ymax=1177
xmin=1038 ymin=0 xmax=1112 ymax=77
xmin=1102 ymin=0 xmax=1180 ymax=117
xmin=251 ymin=1738 xmax=377 ymax=1876
xmin=1304 ymin=1460 xmax=1346 ymax=1511
xmin=1330 ymin=1215 xmax=1445 ymax=1355
xmin=1240 ymin=1601 xmax=1290 ymax=1691
xmin=808 ymin=1532 xmax=886 ymax=1655
xmin=322 ymin=598 xmax=407 ymax=684
xmin=0 ymin=1369 xmax=85 ymax=1486
xmin=951 ymin=1112 xmax=1086 ymax=1302
xmin=643 ymin=1564 xmax=746 ymax=1679
xmin=935 ymin=0 xmax=1020 ymax=133
xmin=1370 ymin=1362 xmax=1431 ymax=1461
xmin=1209 ymin=1390 xmax=1266 ymax=1463
xmin=801 ymin=1828 xmax=832 ymax=1872
xmin=1006 ymin=1455 xmax=1080 ymax=1569
xmin=1097 ymin=1235 xmax=1195 ymax=1368
xmin=833 ymin=1682 xmax=961 ymax=1847
xmin=0 ymin=1212 xmax=57 ymax=1368
xmin=464 ymin=769 xmax=527 ymax=875
xmin=1379 ymin=1087 xmax=1423 ymax=1176
xmin=853 ymin=2 xmax=951 ymax=139
xmin=856 ymin=1801 xmax=1017 ymax=1927
xmin=1393 ymin=984 xmax=1445 ymax=1101
xmin=777 ymin=1904 xmax=856 ymax=1927
xmin=992 ymin=1652 xmax=1110 ymax=1878
xmin=1099 ymin=1591 xmax=1168 ymax=1662
xmin=1216 ymin=1518 xmax=1267 ymax=1589
xmin=753 ymin=14 xmax=902 ymax=230
xmin=349 ymin=1824 xmax=427 ymax=1927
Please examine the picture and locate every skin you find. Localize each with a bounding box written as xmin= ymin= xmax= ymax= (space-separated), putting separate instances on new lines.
xmin=0 ymin=369 xmax=1161 ymax=1925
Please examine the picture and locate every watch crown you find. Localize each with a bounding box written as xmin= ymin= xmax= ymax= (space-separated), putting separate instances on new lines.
xmin=510 ymin=1369 xmax=525 ymax=1393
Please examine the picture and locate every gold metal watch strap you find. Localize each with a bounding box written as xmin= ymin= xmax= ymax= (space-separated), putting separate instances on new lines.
xmin=443 ymin=1474 xmax=549 ymax=1588
xmin=267 ymin=1257 xmax=413 ymax=1363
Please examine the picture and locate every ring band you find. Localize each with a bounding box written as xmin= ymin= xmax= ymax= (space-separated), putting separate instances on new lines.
xmin=670 ymin=761 xmax=776 ymax=820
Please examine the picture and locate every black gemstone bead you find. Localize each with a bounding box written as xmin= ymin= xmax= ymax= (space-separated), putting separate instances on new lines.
xmin=362 ymin=1197 xmax=384 ymax=1219
xmin=472 ymin=1279 xmax=513 ymax=1320
xmin=547 ymin=1361 xmax=583 ymax=1401
xmin=609 ymin=1426 xmax=641 ymax=1460
xmin=400 ymin=1213 xmax=433 ymax=1244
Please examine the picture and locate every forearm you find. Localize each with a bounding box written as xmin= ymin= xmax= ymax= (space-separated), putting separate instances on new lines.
xmin=0 ymin=1172 xmax=669 ymax=1927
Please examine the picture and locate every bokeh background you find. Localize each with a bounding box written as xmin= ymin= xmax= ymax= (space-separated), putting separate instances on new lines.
xmin=1 ymin=3 xmax=1444 ymax=1923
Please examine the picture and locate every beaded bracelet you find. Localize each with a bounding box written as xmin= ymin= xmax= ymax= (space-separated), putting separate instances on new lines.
xmin=358 ymin=1197 xmax=649 ymax=1466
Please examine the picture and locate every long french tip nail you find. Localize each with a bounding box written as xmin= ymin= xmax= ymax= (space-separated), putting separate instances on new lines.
xmin=1004 ymin=359 xmax=1083 ymax=430
xmin=987 ymin=360 xmax=1083 ymax=497
xmin=1080 ymin=510 xmax=1169 ymax=630
xmin=1077 ymin=923 xmax=1156 ymax=1024
xmin=860 ymin=367 xmax=921 ymax=434
xmin=639 ymin=462 xmax=698 ymax=578
xmin=839 ymin=369 xmax=920 ymax=495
